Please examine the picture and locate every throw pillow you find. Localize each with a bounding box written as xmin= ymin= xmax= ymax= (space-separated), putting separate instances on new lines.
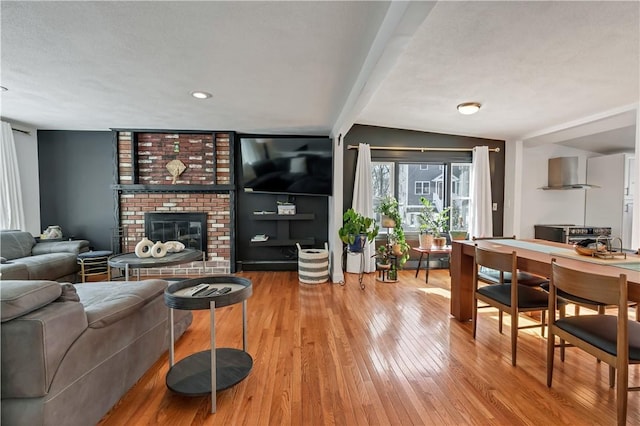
xmin=56 ymin=283 xmax=80 ymax=303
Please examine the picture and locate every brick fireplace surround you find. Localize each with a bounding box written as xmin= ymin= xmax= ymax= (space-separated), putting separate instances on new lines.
xmin=114 ymin=131 xmax=233 ymax=277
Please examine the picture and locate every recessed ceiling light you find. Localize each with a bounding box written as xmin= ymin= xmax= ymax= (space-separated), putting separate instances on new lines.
xmin=457 ymin=102 xmax=481 ymax=115
xmin=0 ymin=86 xmax=7 ymax=92
xmin=190 ymin=91 xmax=212 ymax=99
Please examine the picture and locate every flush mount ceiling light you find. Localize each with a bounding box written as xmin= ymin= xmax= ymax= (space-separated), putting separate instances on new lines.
xmin=457 ymin=102 xmax=481 ymax=115
xmin=190 ymin=91 xmax=212 ymax=99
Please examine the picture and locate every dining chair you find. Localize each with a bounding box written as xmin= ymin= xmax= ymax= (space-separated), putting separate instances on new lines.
xmin=472 ymin=246 xmax=551 ymax=366
xmin=547 ymin=260 xmax=640 ymax=426
xmin=472 ymin=236 xmax=548 ymax=287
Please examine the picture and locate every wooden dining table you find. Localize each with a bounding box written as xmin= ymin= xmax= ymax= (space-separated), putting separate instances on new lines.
xmin=450 ymin=238 xmax=640 ymax=322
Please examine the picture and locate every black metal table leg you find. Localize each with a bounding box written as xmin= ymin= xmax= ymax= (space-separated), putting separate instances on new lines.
xmin=425 ymin=252 xmax=431 ymax=283
xmin=415 ymin=252 xmax=424 ymax=278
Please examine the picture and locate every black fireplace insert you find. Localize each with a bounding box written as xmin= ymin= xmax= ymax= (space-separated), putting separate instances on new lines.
xmin=144 ymin=212 xmax=207 ymax=258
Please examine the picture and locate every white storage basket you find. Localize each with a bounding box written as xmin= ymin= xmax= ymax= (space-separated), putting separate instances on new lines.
xmin=296 ymin=242 xmax=329 ymax=284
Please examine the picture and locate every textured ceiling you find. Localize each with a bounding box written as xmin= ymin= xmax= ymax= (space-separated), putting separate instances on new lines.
xmin=1 ymin=1 xmax=638 ymax=150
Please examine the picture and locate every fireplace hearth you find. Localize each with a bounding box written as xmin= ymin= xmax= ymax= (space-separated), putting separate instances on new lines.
xmin=144 ymin=212 xmax=207 ymax=259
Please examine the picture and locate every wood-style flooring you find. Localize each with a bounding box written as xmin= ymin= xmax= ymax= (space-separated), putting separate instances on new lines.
xmin=98 ymin=270 xmax=639 ymax=425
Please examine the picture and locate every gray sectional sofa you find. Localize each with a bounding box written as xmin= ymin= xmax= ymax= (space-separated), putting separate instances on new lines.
xmin=1 ymin=279 xmax=192 ymax=426
xmin=0 ymin=230 xmax=90 ymax=282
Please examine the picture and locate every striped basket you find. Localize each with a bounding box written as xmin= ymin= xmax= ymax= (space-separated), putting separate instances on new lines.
xmin=296 ymin=242 xmax=329 ymax=285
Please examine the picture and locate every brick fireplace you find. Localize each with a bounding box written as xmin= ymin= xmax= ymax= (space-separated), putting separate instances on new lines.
xmin=114 ymin=131 xmax=234 ymax=276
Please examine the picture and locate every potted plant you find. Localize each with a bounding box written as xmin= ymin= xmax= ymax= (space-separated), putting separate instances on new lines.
xmin=448 ymin=203 xmax=468 ymax=241
xmin=418 ymin=197 xmax=451 ymax=248
xmin=375 ymin=195 xmax=410 ymax=266
xmin=338 ymin=208 xmax=379 ymax=252
xmin=375 ymin=245 xmax=392 ymax=269
xmin=376 ymin=195 xmax=399 ymax=229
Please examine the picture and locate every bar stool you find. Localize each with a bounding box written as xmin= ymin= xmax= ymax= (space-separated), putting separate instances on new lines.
xmin=77 ymin=250 xmax=113 ymax=282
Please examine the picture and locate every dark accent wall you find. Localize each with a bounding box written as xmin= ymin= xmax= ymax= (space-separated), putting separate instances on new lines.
xmin=343 ymin=124 xmax=506 ymax=235
xmin=38 ymin=130 xmax=116 ymax=250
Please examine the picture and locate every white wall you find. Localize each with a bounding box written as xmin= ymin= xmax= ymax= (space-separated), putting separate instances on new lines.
xmin=11 ymin=125 xmax=40 ymax=236
xmin=503 ymin=140 xmax=522 ymax=237
xmin=517 ymin=144 xmax=596 ymax=239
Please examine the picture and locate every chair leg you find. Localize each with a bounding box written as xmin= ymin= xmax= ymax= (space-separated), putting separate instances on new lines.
xmin=609 ymin=365 xmax=616 ymax=388
xmin=559 ymin=305 xmax=566 ymax=362
xmin=541 ymin=310 xmax=546 ymax=337
xmin=499 ymin=311 xmax=503 ymax=334
xmin=617 ymin=362 xmax=629 ymax=426
xmin=511 ymin=311 xmax=518 ymax=366
xmin=547 ymin=330 xmax=555 ymax=387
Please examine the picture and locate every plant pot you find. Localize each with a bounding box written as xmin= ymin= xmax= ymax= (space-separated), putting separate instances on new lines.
xmin=347 ymin=234 xmax=366 ymax=253
xmin=433 ymin=236 xmax=447 ymax=247
xmin=419 ymin=233 xmax=434 ymax=249
xmin=449 ymin=230 xmax=468 ymax=241
xmin=392 ymin=244 xmax=403 ymax=256
xmin=377 ymin=262 xmax=391 ymax=270
xmin=381 ymin=215 xmax=396 ymax=228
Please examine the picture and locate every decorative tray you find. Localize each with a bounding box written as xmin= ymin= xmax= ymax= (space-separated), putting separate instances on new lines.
xmin=573 ymin=237 xmax=627 ymax=260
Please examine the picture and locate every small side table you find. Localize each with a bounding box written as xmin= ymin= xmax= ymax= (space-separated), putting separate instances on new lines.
xmin=412 ymin=245 xmax=452 ymax=283
xmin=164 ymin=276 xmax=253 ymax=413
xmin=77 ymin=250 xmax=113 ymax=282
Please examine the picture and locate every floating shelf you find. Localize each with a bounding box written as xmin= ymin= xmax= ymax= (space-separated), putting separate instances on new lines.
xmin=251 ymin=213 xmax=315 ymax=221
xmin=249 ymin=237 xmax=315 ymax=247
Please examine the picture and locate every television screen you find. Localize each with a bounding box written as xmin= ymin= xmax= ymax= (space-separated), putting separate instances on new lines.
xmin=239 ymin=136 xmax=333 ymax=196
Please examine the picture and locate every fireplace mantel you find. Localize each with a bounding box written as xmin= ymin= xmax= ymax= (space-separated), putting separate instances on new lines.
xmin=112 ymin=184 xmax=235 ymax=193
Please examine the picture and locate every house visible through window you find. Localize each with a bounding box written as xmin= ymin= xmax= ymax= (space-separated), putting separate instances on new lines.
xmin=371 ymin=160 xmax=471 ymax=234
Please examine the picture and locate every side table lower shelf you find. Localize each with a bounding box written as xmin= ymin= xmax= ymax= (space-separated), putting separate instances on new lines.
xmin=166 ymin=348 xmax=253 ymax=395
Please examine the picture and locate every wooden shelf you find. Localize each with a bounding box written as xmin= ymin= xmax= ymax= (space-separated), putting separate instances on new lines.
xmin=252 ymin=213 xmax=315 ymax=221
xmin=250 ymin=237 xmax=315 ymax=247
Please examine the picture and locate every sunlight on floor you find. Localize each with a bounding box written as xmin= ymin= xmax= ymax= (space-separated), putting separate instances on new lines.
xmin=417 ymin=287 xmax=451 ymax=299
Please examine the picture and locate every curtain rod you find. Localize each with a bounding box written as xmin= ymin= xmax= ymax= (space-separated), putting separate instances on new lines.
xmin=347 ymin=144 xmax=500 ymax=153
xmin=11 ymin=127 xmax=31 ymax=136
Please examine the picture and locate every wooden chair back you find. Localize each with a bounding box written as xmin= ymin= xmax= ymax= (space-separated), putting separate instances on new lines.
xmin=549 ymin=260 xmax=626 ymax=310
xmin=474 ymin=246 xmax=517 ymax=286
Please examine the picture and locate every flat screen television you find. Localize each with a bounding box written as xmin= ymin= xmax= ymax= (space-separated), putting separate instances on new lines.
xmin=239 ymin=136 xmax=333 ymax=196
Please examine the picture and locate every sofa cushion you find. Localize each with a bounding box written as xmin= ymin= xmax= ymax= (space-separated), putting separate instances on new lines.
xmin=75 ymin=280 xmax=168 ymax=328
xmin=0 ymin=230 xmax=36 ymax=260
xmin=10 ymin=253 xmax=79 ymax=281
xmin=0 ymin=280 xmax=62 ymax=322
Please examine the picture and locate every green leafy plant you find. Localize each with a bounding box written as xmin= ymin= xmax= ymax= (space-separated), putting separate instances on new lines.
xmin=418 ymin=197 xmax=450 ymax=235
xmin=375 ymin=195 xmax=409 ymax=266
xmin=375 ymin=245 xmax=391 ymax=265
xmin=338 ymin=208 xmax=379 ymax=246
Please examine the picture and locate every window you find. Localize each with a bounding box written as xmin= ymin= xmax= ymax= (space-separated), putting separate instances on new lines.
xmin=414 ymin=181 xmax=430 ymax=195
xmin=371 ymin=160 xmax=471 ymax=234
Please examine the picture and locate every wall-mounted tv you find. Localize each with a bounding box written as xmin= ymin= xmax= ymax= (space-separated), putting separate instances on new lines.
xmin=239 ymin=136 xmax=333 ymax=196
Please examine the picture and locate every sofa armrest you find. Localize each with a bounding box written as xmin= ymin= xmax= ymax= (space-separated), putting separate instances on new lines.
xmin=0 ymin=263 xmax=29 ymax=280
xmin=32 ymin=240 xmax=90 ymax=256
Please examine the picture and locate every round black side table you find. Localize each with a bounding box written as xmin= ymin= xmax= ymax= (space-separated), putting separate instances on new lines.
xmin=164 ymin=276 xmax=253 ymax=413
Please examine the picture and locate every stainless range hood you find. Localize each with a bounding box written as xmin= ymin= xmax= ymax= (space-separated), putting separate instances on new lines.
xmin=540 ymin=157 xmax=598 ymax=190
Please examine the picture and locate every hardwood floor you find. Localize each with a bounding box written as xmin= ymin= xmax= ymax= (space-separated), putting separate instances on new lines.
xmin=98 ymin=270 xmax=639 ymax=425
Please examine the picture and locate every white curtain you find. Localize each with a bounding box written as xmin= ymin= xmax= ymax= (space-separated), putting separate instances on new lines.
xmin=0 ymin=122 xmax=26 ymax=230
xmin=469 ymin=146 xmax=493 ymax=238
xmin=347 ymin=143 xmax=376 ymax=273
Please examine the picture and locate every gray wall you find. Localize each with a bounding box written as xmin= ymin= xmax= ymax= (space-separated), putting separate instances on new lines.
xmin=38 ymin=130 xmax=116 ymax=250
xmin=343 ymin=124 xmax=506 ymax=236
